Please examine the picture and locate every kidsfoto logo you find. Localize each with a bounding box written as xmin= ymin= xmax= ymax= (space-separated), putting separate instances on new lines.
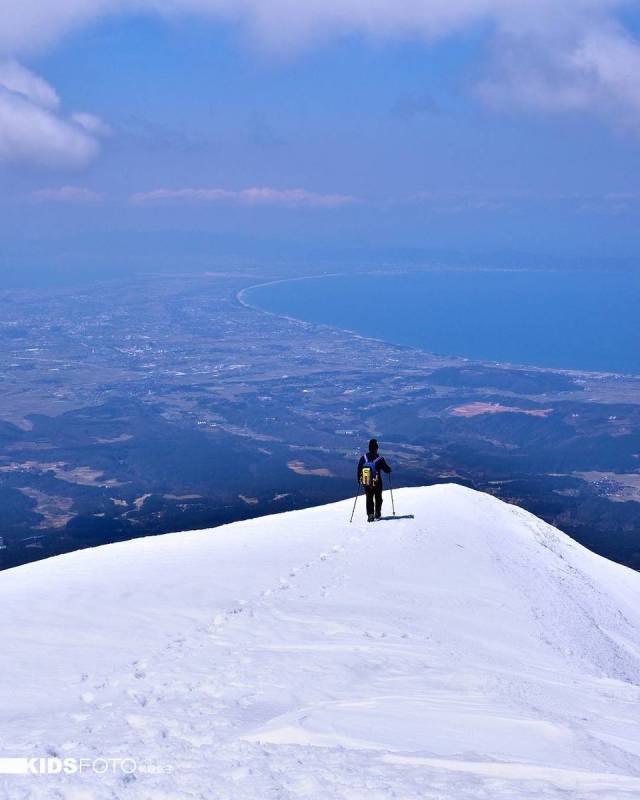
xmin=0 ymin=757 xmax=155 ymax=775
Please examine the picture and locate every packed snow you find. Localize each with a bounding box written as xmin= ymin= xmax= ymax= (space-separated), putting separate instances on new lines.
xmin=1 ymin=484 xmax=639 ymax=799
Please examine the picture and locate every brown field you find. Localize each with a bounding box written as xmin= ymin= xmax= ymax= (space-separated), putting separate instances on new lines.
xmin=451 ymin=402 xmax=553 ymax=418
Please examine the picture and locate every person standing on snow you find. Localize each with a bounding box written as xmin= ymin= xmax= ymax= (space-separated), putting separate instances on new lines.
xmin=357 ymin=438 xmax=392 ymax=522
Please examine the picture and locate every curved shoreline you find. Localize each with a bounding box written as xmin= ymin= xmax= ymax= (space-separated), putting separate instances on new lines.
xmin=237 ymin=271 xmax=413 ymax=353
xmin=236 ymin=270 xmax=636 ymax=380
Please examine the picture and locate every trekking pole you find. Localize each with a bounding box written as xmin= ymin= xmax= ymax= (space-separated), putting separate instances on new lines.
xmin=349 ymin=483 xmax=362 ymax=523
xmin=389 ymin=473 xmax=396 ymax=516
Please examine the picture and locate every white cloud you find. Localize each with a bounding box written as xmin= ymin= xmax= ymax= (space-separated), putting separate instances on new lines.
xmin=0 ymin=59 xmax=59 ymax=108
xmin=0 ymin=60 xmax=108 ymax=168
xmin=407 ymin=189 xmax=640 ymax=215
xmin=129 ymin=186 xmax=356 ymax=207
xmin=70 ymin=111 xmax=112 ymax=136
xmin=1 ymin=1 xmax=602 ymax=54
xmin=1 ymin=1 xmax=640 ymax=127
xmin=477 ymin=21 xmax=640 ymax=126
xmin=29 ymin=185 xmax=104 ymax=203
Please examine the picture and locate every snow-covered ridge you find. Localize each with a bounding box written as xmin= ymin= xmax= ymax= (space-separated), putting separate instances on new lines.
xmin=1 ymin=484 xmax=639 ymax=799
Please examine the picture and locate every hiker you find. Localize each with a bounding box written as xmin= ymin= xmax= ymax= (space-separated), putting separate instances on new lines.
xmin=357 ymin=438 xmax=392 ymax=522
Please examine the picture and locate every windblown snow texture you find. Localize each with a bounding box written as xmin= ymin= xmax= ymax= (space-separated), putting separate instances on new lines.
xmin=1 ymin=484 xmax=639 ymax=799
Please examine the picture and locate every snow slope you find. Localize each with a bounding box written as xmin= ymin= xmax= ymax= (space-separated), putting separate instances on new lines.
xmin=1 ymin=484 xmax=640 ymax=799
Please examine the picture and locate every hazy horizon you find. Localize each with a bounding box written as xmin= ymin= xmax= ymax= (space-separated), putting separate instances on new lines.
xmin=3 ymin=2 xmax=640 ymax=286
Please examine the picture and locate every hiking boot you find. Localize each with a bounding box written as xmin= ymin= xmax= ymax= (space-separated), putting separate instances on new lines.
xmin=367 ymin=514 xmax=375 ymax=522
xmin=375 ymin=513 xmax=381 ymax=520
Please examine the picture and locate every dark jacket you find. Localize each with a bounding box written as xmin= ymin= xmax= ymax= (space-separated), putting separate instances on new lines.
xmin=357 ymin=451 xmax=391 ymax=486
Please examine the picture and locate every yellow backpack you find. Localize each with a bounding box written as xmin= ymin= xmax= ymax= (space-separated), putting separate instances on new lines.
xmin=360 ymin=455 xmax=381 ymax=487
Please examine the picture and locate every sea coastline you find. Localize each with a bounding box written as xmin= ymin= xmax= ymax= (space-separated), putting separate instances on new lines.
xmin=237 ymin=269 xmax=637 ymax=380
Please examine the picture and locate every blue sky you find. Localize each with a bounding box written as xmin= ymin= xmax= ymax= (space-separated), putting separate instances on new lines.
xmin=2 ymin=1 xmax=640 ymax=272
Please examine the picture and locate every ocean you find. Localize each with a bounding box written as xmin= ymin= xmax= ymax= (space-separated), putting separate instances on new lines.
xmin=244 ymin=270 xmax=640 ymax=374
